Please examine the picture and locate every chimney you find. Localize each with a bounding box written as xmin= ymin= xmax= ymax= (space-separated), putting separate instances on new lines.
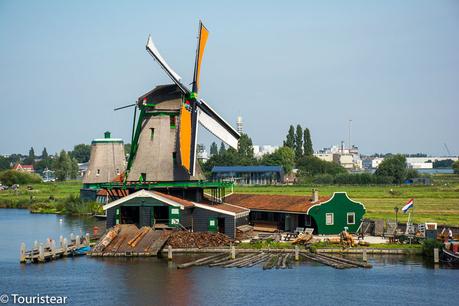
xmin=104 ymin=131 xmax=111 ymax=139
xmin=312 ymin=189 xmax=319 ymax=202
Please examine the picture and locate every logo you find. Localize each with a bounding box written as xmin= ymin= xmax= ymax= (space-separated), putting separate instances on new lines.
xmin=0 ymin=294 xmax=8 ymax=304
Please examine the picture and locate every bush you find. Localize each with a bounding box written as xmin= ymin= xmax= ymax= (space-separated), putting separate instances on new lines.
xmin=312 ymin=174 xmax=334 ymax=184
xmin=60 ymin=194 xmax=102 ymax=215
xmin=422 ymin=239 xmax=444 ymax=258
xmin=0 ymin=170 xmax=42 ymax=186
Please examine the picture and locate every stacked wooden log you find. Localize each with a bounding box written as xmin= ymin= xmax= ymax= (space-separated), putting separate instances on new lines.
xmin=167 ymin=232 xmax=233 ymax=248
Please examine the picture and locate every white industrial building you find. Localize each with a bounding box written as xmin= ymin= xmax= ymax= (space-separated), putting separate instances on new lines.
xmin=253 ymin=145 xmax=279 ymax=158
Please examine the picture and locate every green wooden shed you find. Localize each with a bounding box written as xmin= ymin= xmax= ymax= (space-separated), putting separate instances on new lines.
xmin=306 ymin=192 xmax=366 ymax=234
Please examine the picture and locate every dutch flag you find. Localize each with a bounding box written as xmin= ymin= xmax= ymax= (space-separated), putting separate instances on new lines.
xmin=402 ymin=199 xmax=414 ymax=213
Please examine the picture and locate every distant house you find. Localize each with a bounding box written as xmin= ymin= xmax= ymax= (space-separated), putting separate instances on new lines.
xmin=12 ymin=163 xmax=34 ymax=173
xmin=224 ymin=191 xmax=366 ymax=235
xmin=211 ymin=165 xmax=284 ymax=185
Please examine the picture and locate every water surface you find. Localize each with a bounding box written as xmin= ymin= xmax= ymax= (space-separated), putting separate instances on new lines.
xmin=0 ymin=209 xmax=457 ymax=306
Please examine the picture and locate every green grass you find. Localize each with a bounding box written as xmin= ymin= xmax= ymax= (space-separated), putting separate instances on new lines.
xmin=0 ymin=180 xmax=81 ymax=208
xmin=0 ymin=181 xmax=101 ymax=215
xmin=234 ymin=174 xmax=459 ymax=227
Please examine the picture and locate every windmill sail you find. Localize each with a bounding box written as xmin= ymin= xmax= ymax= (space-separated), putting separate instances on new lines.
xmin=192 ymin=21 xmax=209 ymax=93
xmin=197 ymin=100 xmax=239 ymax=149
xmin=146 ymin=36 xmax=189 ymax=94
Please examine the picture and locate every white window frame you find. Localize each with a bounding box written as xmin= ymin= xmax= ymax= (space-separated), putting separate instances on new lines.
xmin=325 ymin=213 xmax=334 ymax=225
xmin=347 ymin=212 xmax=355 ymax=225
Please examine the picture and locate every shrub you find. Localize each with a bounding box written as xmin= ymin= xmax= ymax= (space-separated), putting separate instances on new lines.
xmin=0 ymin=170 xmax=42 ymax=186
xmin=312 ymin=174 xmax=334 ymax=184
xmin=422 ymin=239 xmax=444 ymax=258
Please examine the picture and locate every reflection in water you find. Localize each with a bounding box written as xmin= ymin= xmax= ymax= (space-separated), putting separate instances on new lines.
xmin=0 ymin=209 xmax=458 ymax=306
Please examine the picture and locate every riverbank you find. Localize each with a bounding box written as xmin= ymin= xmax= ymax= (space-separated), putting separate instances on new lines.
xmin=1 ymin=174 xmax=458 ymax=225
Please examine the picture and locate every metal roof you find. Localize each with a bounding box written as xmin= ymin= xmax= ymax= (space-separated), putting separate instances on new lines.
xmin=211 ymin=165 xmax=284 ymax=173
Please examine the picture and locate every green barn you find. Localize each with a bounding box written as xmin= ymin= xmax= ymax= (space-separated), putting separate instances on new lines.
xmin=225 ymin=191 xmax=366 ymax=235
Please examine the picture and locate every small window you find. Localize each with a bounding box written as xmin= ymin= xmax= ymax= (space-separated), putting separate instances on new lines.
xmin=172 ymin=152 xmax=177 ymax=163
xmin=150 ymin=128 xmax=155 ymax=140
xmin=347 ymin=212 xmax=355 ymax=225
xmin=96 ymin=169 xmax=100 ymax=176
xmin=326 ymin=213 xmax=334 ymax=225
xmin=116 ymin=168 xmax=120 ymax=175
xmin=140 ymin=173 xmax=146 ymax=182
xmin=170 ymin=115 xmax=176 ymax=128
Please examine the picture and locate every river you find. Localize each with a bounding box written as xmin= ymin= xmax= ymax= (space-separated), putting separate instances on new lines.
xmin=0 ymin=209 xmax=457 ymax=306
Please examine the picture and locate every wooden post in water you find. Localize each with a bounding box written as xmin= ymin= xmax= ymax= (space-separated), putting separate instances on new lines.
xmin=70 ymin=233 xmax=75 ymax=243
xmin=230 ymin=245 xmax=236 ymax=260
xmin=85 ymin=233 xmax=90 ymax=247
xmin=362 ymin=249 xmax=368 ymax=262
xmin=38 ymin=243 xmax=45 ymax=263
xmin=167 ymin=245 xmax=173 ymax=261
xmin=75 ymin=235 xmax=81 ymax=248
xmin=59 ymin=236 xmax=64 ymax=249
xmin=34 ymin=240 xmax=38 ymax=250
xmin=20 ymin=242 xmax=26 ymax=263
xmin=433 ymin=248 xmax=439 ymax=264
xmin=295 ymin=246 xmax=299 ymax=261
xmin=50 ymin=240 xmax=56 ymax=259
xmin=63 ymin=238 xmax=68 ymax=256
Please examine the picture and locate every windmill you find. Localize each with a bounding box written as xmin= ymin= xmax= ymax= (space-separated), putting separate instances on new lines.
xmin=121 ymin=21 xmax=240 ymax=183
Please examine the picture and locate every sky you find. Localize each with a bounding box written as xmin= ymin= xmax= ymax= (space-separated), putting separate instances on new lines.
xmin=0 ymin=0 xmax=458 ymax=156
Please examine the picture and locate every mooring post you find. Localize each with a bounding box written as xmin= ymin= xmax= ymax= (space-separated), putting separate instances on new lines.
xmin=167 ymin=245 xmax=173 ymax=261
xmin=295 ymin=246 xmax=299 ymax=261
xmin=230 ymin=245 xmax=236 ymax=260
xmin=75 ymin=235 xmax=81 ymax=248
xmin=362 ymin=249 xmax=368 ymax=262
xmin=70 ymin=233 xmax=75 ymax=243
xmin=20 ymin=242 xmax=26 ymax=263
xmin=50 ymin=240 xmax=56 ymax=259
xmin=85 ymin=233 xmax=90 ymax=246
xmin=63 ymin=238 xmax=68 ymax=256
xmin=434 ymin=248 xmax=439 ymax=264
xmin=59 ymin=235 xmax=64 ymax=249
xmin=33 ymin=240 xmax=38 ymax=251
xmin=38 ymin=243 xmax=45 ymax=263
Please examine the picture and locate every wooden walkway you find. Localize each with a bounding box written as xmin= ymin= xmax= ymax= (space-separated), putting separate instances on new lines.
xmin=88 ymin=225 xmax=172 ymax=257
xmin=20 ymin=233 xmax=92 ymax=264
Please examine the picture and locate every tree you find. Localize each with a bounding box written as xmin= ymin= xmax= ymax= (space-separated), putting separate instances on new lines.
xmin=374 ymin=154 xmax=407 ymax=184
xmin=70 ymin=144 xmax=91 ymax=163
xmin=283 ymin=125 xmax=295 ymax=148
xmin=453 ymin=160 xmax=459 ymax=174
xmin=219 ymin=142 xmax=226 ymax=155
xmin=296 ymin=156 xmax=346 ymax=176
xmin=294 ymin=124 xmax=303 ymax=160
xmin=23 ymin=147 xmax=35 ymax=165
xmin=210 ymin=142 xmax=218 ymax=156
xmin=260 ymin=146 xmax=295 ymax=173
xmin=238 ymin=134 xmax=254 ymax=159
xmin=303 ymin=128 xmax=313 ymax=156
xmin=41 ymin=147 xmax=49 ymax=160
xmin=53 ymin=150 xmax=78 ymax=181
xmin=0 ymin=156 xmax=9 ymax=170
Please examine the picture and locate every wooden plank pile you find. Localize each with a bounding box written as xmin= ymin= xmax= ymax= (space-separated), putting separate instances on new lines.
xmin=89 ymin=225 xmax=171 ymax=256
xmin=166 ymin=231 xmax=233 ymax=248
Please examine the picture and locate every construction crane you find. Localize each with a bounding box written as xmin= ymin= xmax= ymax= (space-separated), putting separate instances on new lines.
xmin=443 ymin=143 xmax=451 ymax=156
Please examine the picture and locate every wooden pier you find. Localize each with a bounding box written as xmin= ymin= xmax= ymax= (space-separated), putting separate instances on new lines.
xmin=20 ymin=233 xmax=92 ymax=264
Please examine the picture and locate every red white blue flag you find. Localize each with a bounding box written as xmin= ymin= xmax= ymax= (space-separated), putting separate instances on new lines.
xmin=402 ymin=199 xmax=414 ymax=213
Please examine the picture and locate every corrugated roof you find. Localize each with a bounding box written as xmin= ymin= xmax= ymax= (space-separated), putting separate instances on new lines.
xmin=197 ymin=202 xmax=250 ymax=214
xmin=212 ymin=165 xmax=284 ymax=173
xmin=224 ymin=193 xmax=331 ymax=214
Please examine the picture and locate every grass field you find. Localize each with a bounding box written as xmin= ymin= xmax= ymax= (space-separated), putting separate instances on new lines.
xmin=0 ymin=174 xmax=458 ymax=226
xmin=234 ymin=174 xmax=459 ymax=227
